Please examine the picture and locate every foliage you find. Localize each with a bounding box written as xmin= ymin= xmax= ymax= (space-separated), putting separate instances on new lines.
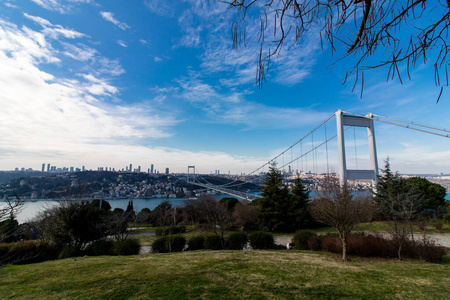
xmin=0 ymin=194 xmax=23 ymax=223
xmin=0 ymin=241 xmax=59 ymax=267
xmin=293 ymin=230 xmax=317 ymax=250
xmin=135 ymin=208 xmax=152 ymax=224
xmin=232 ymin=200 xmax=259 ymax=230
xmin=114 ymin=238 xmax=141 ymax=256
xmin=156 ymin=225 xmax=186 ymax=236
xmin=0 ymin=216 xmax=19 ymax=243
xmin=38 ymin=201 xmax=110 ymax=252
xmin=152 ymin=237 xmax=169 ymax=253
xmin=311 ymin=233 xmax=447 ymax=263
xmin=187 ymin=236 xmax=205 ymax=251
xmin=374 ymin=160 xmax=428 ymax=260
xmin=226 ymin=232 xmax=248 ymax=250
xmin=167 ymin=236 xmax=186 ymax=253
xmin=248 ymin=231 xmax=274 ymax=250
xmin=219 ymin=197 xmax=240 ymax=211
xmin=310 ymin=174 xmax=374 ymax=260
xmin=204 ymin=235 xmax=223 ymax=250
xmin=405 ymin=177 xmax=447 ymax=210
xmin=257 ymin=164 xmax=290 ymax=231
xmin=223 ymin=0 xmax=450 ymax=99
xmin=90 ymin=199 xmax=112 ymax=211
xmin=289 ymin=176 xmax=313 ymax=230
xmin=85 ymin=240 xmax=115 ymax=256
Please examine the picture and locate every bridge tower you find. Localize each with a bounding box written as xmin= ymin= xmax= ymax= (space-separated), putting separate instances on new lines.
xmin=336 ymin=110 xmax=379 ymax=187
xmin=187 ymin=166 xmax=196 ymax=183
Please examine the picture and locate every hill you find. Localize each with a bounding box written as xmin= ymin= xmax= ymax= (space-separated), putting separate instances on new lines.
xmin=1 ymin=250 xmax=449 ymax=299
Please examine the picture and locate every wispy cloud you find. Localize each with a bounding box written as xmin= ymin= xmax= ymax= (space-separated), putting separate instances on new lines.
xmin=144 ymin=0 xmax=174 ymax=17
xmin=24 ymin=13 xmax=86 ymax=39
xmin=117 ymin=40 xmax=127 ymax=48
xmin=100 ymin=11 xmax=130 ymax=30
xmin=30 ymin=0 xmax=92 ymax=14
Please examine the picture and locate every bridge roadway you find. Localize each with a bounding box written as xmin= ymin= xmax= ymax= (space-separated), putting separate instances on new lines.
xmin=187 ymin=180 xmax=260 ymax=201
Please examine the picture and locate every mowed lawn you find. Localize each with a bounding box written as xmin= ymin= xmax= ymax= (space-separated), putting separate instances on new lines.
xmin=1 ymin=250 xmax=449 ymax=299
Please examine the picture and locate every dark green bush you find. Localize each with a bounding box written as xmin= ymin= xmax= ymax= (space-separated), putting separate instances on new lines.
xmin=0 ymin=241 xmax=59 ymax=266
xmin=187 ymin=236 xmax=205 ymax=251
xmin=58 ymin=245 xmax=82 ymax=259
xmin=168 ymin=236 xmax=186 ymax=252
xmin=152 ymin=237 xmax=168 ymax=253
xmin=115 ymin=238 xmax=141 ymax=255
xmin=86 ymin=240 xmax=115 ymax=256
xmin=204 ymin=235 xmax=223 ymax=250
xmin=293 ymin=230 xmax=317 ymax=250
xmin=156 ymin=225 xmax=187 ymax=236
xmin=248 ymin=232 xmax=274 ymax=250
xmin=226 ymin=232 xmax=248 ymax=250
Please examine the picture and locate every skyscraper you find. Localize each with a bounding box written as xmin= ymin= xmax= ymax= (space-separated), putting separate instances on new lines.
xmin=47 ymin=163 xmax=50 ymax=172
xmin=151 ymin=164 xmax=154 ymax=174
xmin=165 ymin=168 xmax=169 ymax=175
xmin=129 ymin=164 xmax=132 ymax=173
xmin=41 ymin=163 xmax=45 ymax=172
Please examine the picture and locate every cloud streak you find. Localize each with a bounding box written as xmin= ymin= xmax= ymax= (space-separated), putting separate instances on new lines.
xmin=100 ymin=11 xmax=130 ymax=30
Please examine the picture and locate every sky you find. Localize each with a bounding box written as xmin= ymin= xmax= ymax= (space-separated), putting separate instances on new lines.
xmin=0 ymin=0 xmax=449 ymax=175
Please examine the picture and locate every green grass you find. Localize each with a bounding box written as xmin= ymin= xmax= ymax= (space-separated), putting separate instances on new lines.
xmin=1 ymin=251 xmax=449 ymax=299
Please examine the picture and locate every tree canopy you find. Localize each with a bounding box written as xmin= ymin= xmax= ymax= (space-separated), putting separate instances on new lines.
xmin=221 ymin=0 xmax=449 ymax=99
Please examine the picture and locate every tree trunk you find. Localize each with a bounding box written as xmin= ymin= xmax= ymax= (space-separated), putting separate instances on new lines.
xmin=341 ymin=232 xmax=348 ymax=261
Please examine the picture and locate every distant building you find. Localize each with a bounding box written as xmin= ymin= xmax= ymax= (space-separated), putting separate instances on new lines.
xmin=41 ymin=163 xmax=45 ymax=172
xmin=129 ymin=164 xmax=132 ymax=173
xmin=151 ymin=164 xmax=154 ymax=174
xmin=165 ymin=168 xmax=169 ymax=175
xmin=47 ymin=163 xmax=50 ymax=172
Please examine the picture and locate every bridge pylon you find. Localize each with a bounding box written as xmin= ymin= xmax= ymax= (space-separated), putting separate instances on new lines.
xmin=187 ymin=166 xmax=196 ymax=183
xmin=336 ymin=110 xmax=379 ymax=187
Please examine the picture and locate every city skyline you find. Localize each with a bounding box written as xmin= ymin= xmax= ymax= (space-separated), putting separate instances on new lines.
xmin=0 ymin=1 xmax=449 ymax=175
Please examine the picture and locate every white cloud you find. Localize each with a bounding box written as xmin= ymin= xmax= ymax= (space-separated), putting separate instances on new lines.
xmin=4 ymin=2 xmax=19 ymax=9
xmin=24 ymin=13 xmax=86 ymax=39
xmin=144 ymin=0 xmax=174 ymax=17
xmin=30 ymin=0 xmax=92 ymax=14
xmin=117 ymin=40 xmax=127 ymax=48
xmin=62 ymin=42 xmax=97 ymax=61
xmin=154 ymin=56 xmax=162 ymax=62
xmin=100 ymin=11 xmax=130 ymax=30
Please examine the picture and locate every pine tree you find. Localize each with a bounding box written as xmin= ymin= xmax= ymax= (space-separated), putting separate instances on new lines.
xmin=289 ymin=176 xmax=312 ymax=229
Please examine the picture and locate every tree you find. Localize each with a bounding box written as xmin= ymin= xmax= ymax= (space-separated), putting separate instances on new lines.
xmin=221 ymin=0 xmax=449 ymax=99
xmin=310 ymin=174 xmax=374 ymax=261
xmin=257 ymin=164 xmax=291 ymax=231
xmin=374 ymin=160 xmax=427 ymax=260
xmin=0 ymin=194 xmax=23 ymax=223
xmin=289 ymin=176 xmax=312 ymax=229
xmin=232 ymin=199 xmax=259 ymax=230
xmin=405 ymin=177 xmax=446 ymax=210
xmin=219 ymin=197 xmax=240 ymax=211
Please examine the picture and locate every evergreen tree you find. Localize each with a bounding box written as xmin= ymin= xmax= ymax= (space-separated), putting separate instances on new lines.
xmin=289 ymin=176 xmax=312 ymax=229
xmin=258 ymin=164 xmax=290 ymax=232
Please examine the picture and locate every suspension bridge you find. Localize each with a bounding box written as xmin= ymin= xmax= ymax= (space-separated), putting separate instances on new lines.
xmin=185 ymin=110 xmax=450 ymax=200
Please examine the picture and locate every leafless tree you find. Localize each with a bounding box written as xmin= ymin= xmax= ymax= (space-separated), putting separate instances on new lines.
xmin=0 ymin=194 xmax=23 ymax=222
xmin=232 ymin=199 xmax=260 ymax=229
xmin=220 ymin=0 xmax=449 ymax=100
xmin=310 ymin=174 xmax=374 ymax=261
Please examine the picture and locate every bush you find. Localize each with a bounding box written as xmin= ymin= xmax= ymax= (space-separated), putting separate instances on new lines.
xmin=0 ymin=241 xmax=59 ymax=266
xmin=320 ymin=235 xmax=342 ymax=254
xmin=58 ymin=245 xmax=82 ymax=259
xmin=115 ymin=238 xmax=141 ymax=256
xmin=248 ymin=232 xmax=274 ymax=250
xmin=293 ymin=230 xmax=317 ymax=250
xmin=156 ymin=225 xmax=186 ymax=236
xmin=168 ymin=236 xmax=186 ymax=252
xmin=415 ymin=238 xmax=447 ymax=263
xmin=226 ymin=232 xmax=248 ymax=250
xmin=86 ymin=240 xmax=115 ymax=256
xmin=205 ymin=235 xmax=223 ymax=250
xmin=307 ymin=236 xmax=322 ymax=251
xmin=152 ymin=237 xmax=169 ymax=253
xmin=187 ymin=236 xmax=205 ymax=251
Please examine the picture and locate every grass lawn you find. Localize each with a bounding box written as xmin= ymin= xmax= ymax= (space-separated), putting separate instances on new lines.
xmin=1 ymin=251 xmax=449 ymax=299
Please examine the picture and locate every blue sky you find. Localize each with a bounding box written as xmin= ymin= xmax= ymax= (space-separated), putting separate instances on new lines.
xmin=0 ymin=0 xmax=449 ymax=175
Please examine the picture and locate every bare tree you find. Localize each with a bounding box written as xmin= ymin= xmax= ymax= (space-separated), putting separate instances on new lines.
xmin=232 ymin=199 xmax=260 ymax=229
xmin=220 ymin=0 xmax=449 ymax=100
xmin=0 ymin=194 xmax=23 ymax=222
xmin=310 ymin=175 xmax=374 ymax=261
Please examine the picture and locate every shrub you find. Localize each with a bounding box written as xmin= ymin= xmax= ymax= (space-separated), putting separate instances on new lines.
xmin=86 ymin=240 xmax=115 ymax=256
xmin=58 ymin=245 xmax=82 ymax=259
xmin=187 ymin=236 xmax=205 ymax=251
xmin=0 ymin=241 xmax=59 ymax=266
xmin=307 ymin=236 xmax=322 ymax=251
xmin=156 ymin=225 xmax=187 ymax=236
xmin=415 ymin=238 xmax=447 ymax=263
xmin=293 ymin=230 xmax=317 ymax=250
xmin=226 ymin=232 xmax=248 ymax=250
xmin=248 ymin=232 xmax=274 ymax=250
xmin=168 ymin=236 xmax=186 ymax=252
xmin=320 ymin=235 xmax=342 ymax=254
xmin=152 ymin=237 xmax=168 ymax=253
xmin=115 ymin=238 xmax=141 ymax=256
xmin=204 ymin=235 xmax=223 ymax=250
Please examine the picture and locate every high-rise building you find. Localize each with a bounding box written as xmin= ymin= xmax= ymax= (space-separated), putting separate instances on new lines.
xmin=82 ymin=166 xmax=85 ymax=172
xmin=129 ymin=164 xmax=132 ymax=173
xmin=47 ymin=163 xmax=50 ymax=172
xmin=165 ymin=168 xmax=169 ymax=175
xmin=151 ymin=164 xmax=154 ymax=174
xmin=41 ymin=163 xmax=45 ymax=172
xmin=138 ymin=166 xmax=141 ymax=173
